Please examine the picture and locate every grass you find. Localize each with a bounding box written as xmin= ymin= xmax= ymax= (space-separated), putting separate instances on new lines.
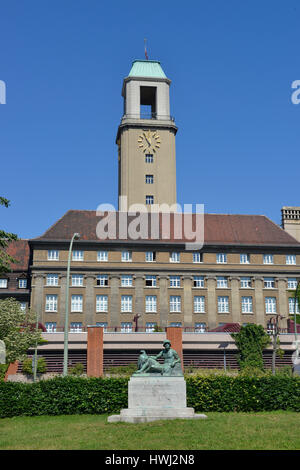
xmin=0 ymin=412 xmax=300 ymax=450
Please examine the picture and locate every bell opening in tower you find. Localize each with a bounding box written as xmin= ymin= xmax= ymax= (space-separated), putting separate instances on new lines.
xmin=140 ymin=86 xmax=156 ymax=119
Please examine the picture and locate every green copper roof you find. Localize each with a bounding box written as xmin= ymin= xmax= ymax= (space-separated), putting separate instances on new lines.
xmin=128 ymin=60 xmax=167 ymax=79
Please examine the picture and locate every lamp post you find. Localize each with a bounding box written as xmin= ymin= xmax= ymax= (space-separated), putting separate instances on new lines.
xmin=63 ymin=233 xmax=80 ymax=376
xmin=293 ymin=281 xmax=300 ymax=359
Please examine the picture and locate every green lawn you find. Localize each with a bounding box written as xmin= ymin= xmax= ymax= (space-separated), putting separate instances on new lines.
xmin=0 ymin=412 xmax=300 ymax=450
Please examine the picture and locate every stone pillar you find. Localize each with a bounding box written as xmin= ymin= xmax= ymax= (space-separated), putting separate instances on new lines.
xmin=159 ymin=275 xmax=169 ymax=328
xmin=87 ymin=326 xmax=103 ymax=377
xmin=166 ymin=326 xmax=183 ymax=371
xmin=206 ymin=276 xmax=217 ymax=330
xmin=110 ymin=275 xmax=120 ymax=329
xmin=183 ymin=276 xmax=193 ymax=328
xmin=59 ymin=274 xmax=67 ymax=329
xmin=85 ymin=274 xmax=96 ymax=326
xmin=254 ymin=277 xmax=265 ymax=326
xmin=134 ymin=274 xmax=145 ymax=327
xmin=230 ymin=277 xmax=240 ymax=323
xmin=277 ymin=278 xmax=288 ymax=324
xmin=32 ymin=274 xmax=45 ymax=324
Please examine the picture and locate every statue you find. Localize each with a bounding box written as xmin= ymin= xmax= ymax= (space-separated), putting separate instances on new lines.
xmin=0 ymin=340 xmax=6 ymax=365
xmin=133 ymin=340 xmax=183 ymax=376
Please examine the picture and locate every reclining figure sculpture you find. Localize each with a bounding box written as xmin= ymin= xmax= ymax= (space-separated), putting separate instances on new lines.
xmin=133 ymin=339 xmax=183 ymax=376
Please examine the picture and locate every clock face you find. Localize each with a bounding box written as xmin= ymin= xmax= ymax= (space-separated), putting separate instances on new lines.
xmin=138 ymin=130 xmax=161 ymax=153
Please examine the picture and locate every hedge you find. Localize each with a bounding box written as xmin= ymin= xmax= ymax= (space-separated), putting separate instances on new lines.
xmin=1 ymin=375 xmax=300 ymax=418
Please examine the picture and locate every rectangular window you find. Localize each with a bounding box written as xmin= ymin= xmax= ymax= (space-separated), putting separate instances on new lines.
xmin=288 ymin=278 xmax=297 ymax=290
xmin=45 ymin=322 xmax=57 ymax=333
xmin=145 ymin=295 xmax=157 ymax=312
xmin=286 ymin=255 xmax=296 ymax=265
xmin=170 ymin=295 xmax=181 ymax=312
xmin=0 ymin=279 xmax=8 ymax=288
xmin=240 ymin=254 xmax=250 ymax=264
xmin=170 ymin=252 xmax=180 ymax=263
xmin=169 ymin=275 xmax=181 ymax=288
xmin=193 ymin=252 xmax=203 ymax=263
xmin=20 ymin=302 xmax=26 ymax=311
xmin=216 ymin=253 xmax=227 ymax=264
xmin=45 ymin=294 xmax=58 ymax=312
xmin=72 ymin=250 xmax=84 ymax=261
xmin=265 ymin=297 xmax=277 ymax=314
xmin=71 ymin=295 xmax=83 ymax=312
xmin=240 ymin=277 xmax=251 ymax=288
xmin=145 ymin=251 xmax=156 ymax=262
xmin=241 ymin=296 xmax=253 ymax=313
xmin=121 ymin=250 xmax=132 ymax=262
xmin=18 ymin=279 xmax=27 ymax=288
xmin=121 ymin=275 xmax=133 ymax=287
xmin=121 ymin=295 xmax=132 ymax=312
xmin=217 ymin=276 xmax=228 ymax=288
xmin=170 ymin=322 xmax=182 ymax=327
xmin=145 ymin=275 xmax=157 ymax=287
xmin=96 ymin=322 xmax=108 ymax=332
xmin=70 ymin=322 xmax=83 ymax=333
xmin=193 ymin=276 xmax=204 ymax=288
xmin=97 ymin=275 xmax=108 ymax=287
xmin=72 ymin=274 xmax=83 ymax=287
xmin=146 ymin=322 xmax=157 ymax=332
xmin=289 ymin=297 xmax=300 ymax=314
xmin=97 ymin=250 xmax=108 ymax=262
xmin=194 ymin=296 xmax=205 ymax=313
xmin=195 ymin=322 xmax=206 ymax=333
xmin=263 ymin=254 xmax=274 ymax=265
xmin=145 ymin=174 xmax=154 ymax=184
xmin=48 ymin=250 xmax=59 ymax=261
xmin=121 ymin=322 xmax=132 ymax=333
xmin=145 ymin=154 xmax=153 ymax=163
xmin=218 ymin=296 xmax=229 ymax=313
xmin=264 ymin=277 xmax=275 ymax=289
xmin=96 ymin=295 xmax=108 ymax=312
xmin=46 ymin=274 xmax=59 ymax=286
xmin=146 ymin=195 xmax=154 ymax=205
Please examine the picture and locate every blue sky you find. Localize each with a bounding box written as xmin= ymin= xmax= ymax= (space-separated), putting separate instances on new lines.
xmin=1 ymin=0 xmax=300 ymax=239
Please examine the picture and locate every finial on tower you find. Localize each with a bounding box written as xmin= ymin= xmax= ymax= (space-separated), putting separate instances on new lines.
xmin=144 ymin=38 xmax=149 ymax=60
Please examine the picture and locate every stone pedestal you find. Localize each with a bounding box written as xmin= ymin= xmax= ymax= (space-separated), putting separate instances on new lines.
xmin=108 ymin=376 xmax=207 ymax=423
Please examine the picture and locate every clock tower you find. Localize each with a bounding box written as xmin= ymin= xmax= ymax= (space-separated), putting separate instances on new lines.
xmin=116 ymin=60 xmax=177 ymax=211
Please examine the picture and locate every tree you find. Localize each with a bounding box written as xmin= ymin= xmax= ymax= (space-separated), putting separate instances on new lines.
xmin=0 ymin=298 xmax=43 ymax=364
xmin=0 ymin=197 xmax=18 ymax=274
xmin=231 ymin=324 xmax=270 ymax=371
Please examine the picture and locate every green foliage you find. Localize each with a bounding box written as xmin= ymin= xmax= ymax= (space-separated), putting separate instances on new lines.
xmin=1 ymin=374 xmax=300 ymax=418
xmin=68 ymin=363 xmax=85 ymax=376
xmin=105 ymin=363 xmax=137 ymax=376
xmin=0 ymin=298 xmax=44 ymax=364
xmin=153 ymin=325 xmax=164 ymax=332
xmin=231 ymin=324 xmax=270 ymax=370
xmin=0 ymin=197 xmax=18 ymax=274
xmin=22 ymin=357 xmax=47 ymax=375
xmin=0 ymin=364 xmax=8 ymax=381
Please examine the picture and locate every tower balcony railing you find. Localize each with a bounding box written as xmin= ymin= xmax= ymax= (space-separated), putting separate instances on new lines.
xmin=121 ymin=113 xmax=175 ymax=122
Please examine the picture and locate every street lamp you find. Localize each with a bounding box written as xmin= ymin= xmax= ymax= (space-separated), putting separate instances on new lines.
xmin=293 ymin=281 xmax=300 ymax=360
xmin=63 ymin=232 xmax=80 ymax=376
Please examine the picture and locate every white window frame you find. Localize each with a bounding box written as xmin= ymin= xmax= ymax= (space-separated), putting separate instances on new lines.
xmin=169 ymin=275 xmax=181 ymax=288
xmin=193 ymin=252 xmax=203 ymax=263
xmin=96 ymin=295 xmax=108 ymax=313
xmin=45 ymin=294 xmax=58 ymax=312
xmin=286 ymin=255 xmax=296 ymax=265
xmin=195 ymin=322 xmax=206 ymax=333
xmin=46 ymin=274 xmax=59 ymax=286
xmin=193 ymin=276 xmax=204 ymax=288
xmin=170 ymin=322 xmax=182 ymax=327
xmin=145 ymin=251 xmax=156 ymax=262
xmin=170 ymin=295 xmax=181 ymax=312
xmin=240 ymin=277 xmax=251 ymax=288
xmin=20 ymin=302 xmax=27 ymax=312
xmin=170 ymin=252 xmax=180 ymax=263
xmin=96 ymin=322 xmax=108 ymax=332
xmin=194 ymin=296 xmax=205 ymax=313
xmin=121 ymin=322 xmax=132 ymax=333
xmin=145 ymin=295 xmax=157 ymax=313
xmin=240 ymin=254 xmax=250 ymax=264
xmin=265 ymin=296 xmax=277 ymax=314
xmin=121 ymin=275 xmax=133 ymax=287
xmin=241 ymin=296 xmax=253 ymax=313
xmin=218 ymin=296 xmax=229 ymax=313
xmin=217 ymin=276 xmax=228 ymax=288
xmin=263 ymin=254 xmax=274 ymax=265
xmin=45 ymin=322 xmax=57 ymax=333
xmin=71 ymin=274 xmax=83 ymax=287
xmin=121 ymin=251 xmax=132 ymax=262
xmin=121 ymin=295 xmax=132 ymax=312
xmin=288 ymin=278 xmax=297 ymax=290
xmin=145 ymin=275 xmax=157 ymax=287
xmin=97 ymin=275 xmax=108 ymax=287
xmin=72 ymin=250 xmax=84 ymax=261
xmin=146 ymin=322 xmax=157 ymax=333
xmin=264 ymin=277 xmax=275 ymax=289
xmin=97 ymin=250 xmax=108 ymax=262
xmin=216 ymin=253 xmax=227 ymax=264
xmin=71 ymin=294 xmax=83 ymax=312
xmin=0 ymin=279 xmax=8 ymax=288
xmin=70 ymin=322 xmax=83 ymax=333
xmin=18 ymin=279 xmax=27 ymax=289
xmin=289 ymin=297 xmax=300 ymax=314
xmin=48 ymin=250 xmax=59 ymax=261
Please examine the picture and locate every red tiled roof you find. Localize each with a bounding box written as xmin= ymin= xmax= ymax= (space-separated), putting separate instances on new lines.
xmin=4 ymin=240 xmax=30 ymax=271
xmin=209 ymin=323 xmax=241 ymax=332
xmin=32 ymin=210 xmax=300 ymax=246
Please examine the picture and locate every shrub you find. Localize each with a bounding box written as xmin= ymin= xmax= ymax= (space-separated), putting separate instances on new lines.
xmin=22 ymin=357 xmax=47 ymax=375
xmin=69 ymin=363 xmax=85 ymax=376
xmin=231 ymin=324 xmax=270 ymax=371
